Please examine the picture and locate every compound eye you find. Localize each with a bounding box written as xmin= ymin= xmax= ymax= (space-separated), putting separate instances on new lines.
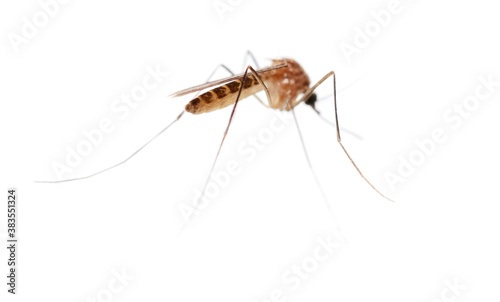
xmin=305 ymin=93 xmax=317 ymax=106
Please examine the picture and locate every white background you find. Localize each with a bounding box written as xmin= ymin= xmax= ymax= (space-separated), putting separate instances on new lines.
xmin=1 ymin=0 xmax=499 ymax=301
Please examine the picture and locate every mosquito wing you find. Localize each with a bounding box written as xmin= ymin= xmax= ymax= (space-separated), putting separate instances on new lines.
xmin=168 ymin=63 xmax=287 ymax=98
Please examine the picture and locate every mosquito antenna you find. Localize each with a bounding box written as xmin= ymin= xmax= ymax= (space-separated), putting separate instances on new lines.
xmin=35 ymin=111 xmax=185 ymax=183
xmin=289 ymin=100 xmax=346 ymax=240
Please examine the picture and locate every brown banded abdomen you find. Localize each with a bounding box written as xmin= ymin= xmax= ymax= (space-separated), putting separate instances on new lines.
xmin=185 ymin=75 xmax=262 ymax=114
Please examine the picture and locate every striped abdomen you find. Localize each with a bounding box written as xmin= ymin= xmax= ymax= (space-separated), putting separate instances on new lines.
xmin=185 ymin=75 xmax=263 ymax=114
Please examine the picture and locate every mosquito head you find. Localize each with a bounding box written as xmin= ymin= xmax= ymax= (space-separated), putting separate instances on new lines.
xmin=304 ymin=93 xmax=318 ymax=110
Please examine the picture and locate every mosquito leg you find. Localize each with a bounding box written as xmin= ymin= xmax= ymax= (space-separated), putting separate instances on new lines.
xmin=305 ymin=78 xmax=365 ymax=141
xmin=289 ymin=99 xmax=346 ymax=239
xmin=246 ymin=65 xmax=273 ymax=108
xmin=292 ymin=72 xmax=394 ymax=202
xmin=178 ymin=65 xmax=274 ymax=234
xmin=36 ymin=60 xmax=263 ymax=184
xmin=311 ymin=108 xmax=364 ymax=141
xmin=35 ymin=111 xmax=185 ymax=183
xmin=242 ymin=50 xmax=261 ymax=69
xmin=240 ymin=51 xmax=271 ymax=107
xmin=207 ymin=62 xmax=269 ymax=108
xmin=204 ymin=64 xmax=235 ymax=88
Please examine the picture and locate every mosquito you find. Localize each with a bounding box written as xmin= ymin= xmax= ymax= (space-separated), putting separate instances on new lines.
xmin=37 ymin=53 xmax=393 ymax=232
